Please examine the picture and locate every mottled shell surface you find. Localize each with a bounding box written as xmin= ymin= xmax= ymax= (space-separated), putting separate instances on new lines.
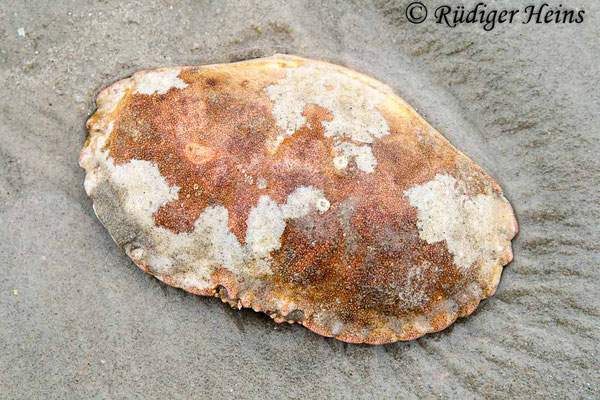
xmin=80 ymin=55 xmax=518 ymax=344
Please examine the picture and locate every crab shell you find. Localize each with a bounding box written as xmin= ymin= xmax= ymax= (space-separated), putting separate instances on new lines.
xmin=80 ymin=55 xmax=518 ymax=344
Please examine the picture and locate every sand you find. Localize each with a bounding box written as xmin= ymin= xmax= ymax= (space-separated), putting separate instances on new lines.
xmin=1 ymin=0 xmax=598 ymax=398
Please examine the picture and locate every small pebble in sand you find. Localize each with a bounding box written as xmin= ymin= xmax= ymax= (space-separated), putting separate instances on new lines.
xmin=17 ymin=28 xmax=25 ymax=37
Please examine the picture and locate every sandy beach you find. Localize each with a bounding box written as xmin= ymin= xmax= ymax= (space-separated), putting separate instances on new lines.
xmin=1 ymin=0 xmax=598 ymax=398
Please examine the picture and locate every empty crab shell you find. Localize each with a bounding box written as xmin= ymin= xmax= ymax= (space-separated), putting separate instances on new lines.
xmin=80 ymin=55 xmax=518 ymax=344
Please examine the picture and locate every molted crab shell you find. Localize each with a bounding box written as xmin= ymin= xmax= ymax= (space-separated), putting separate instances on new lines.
xmin=80 ymin=55 xmax=517 ymax=344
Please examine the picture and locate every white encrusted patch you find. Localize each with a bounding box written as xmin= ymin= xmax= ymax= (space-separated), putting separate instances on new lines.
xmin=161 ymin=205 xmax=247 ymax=283
xmin=125 ymin=204 xmax=247 ymax=288
xmin=334 ymin=142 xmax=378 ymax=174
xmin=81 ymin=121 xmax=114 ymax=196
xmin=246 ymin=186 xmax=330 ymax=256
xmin=110 ymin=159 xmax=180 ymax=228
xmin=192 ymin=206 xmax=245 ymax=268
xmin=280 ymin=186 xmax=327 ymax=219
xmin=265 ymin=63 xmax=390 ymax=173
xmin=246 ymin=196 xmax=286 ymax=254
xmin=99 ymin=80 xmax=134 ymax=114
xmin=404 ymin=174 xmax=516 ymax=270
xmin=104 ymin=161 xmax=248 ymax=282
xmin=133 ymin=69 xmax=188 ymax=95
xmin=333 ymin=155 xmax=349 ymax=170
